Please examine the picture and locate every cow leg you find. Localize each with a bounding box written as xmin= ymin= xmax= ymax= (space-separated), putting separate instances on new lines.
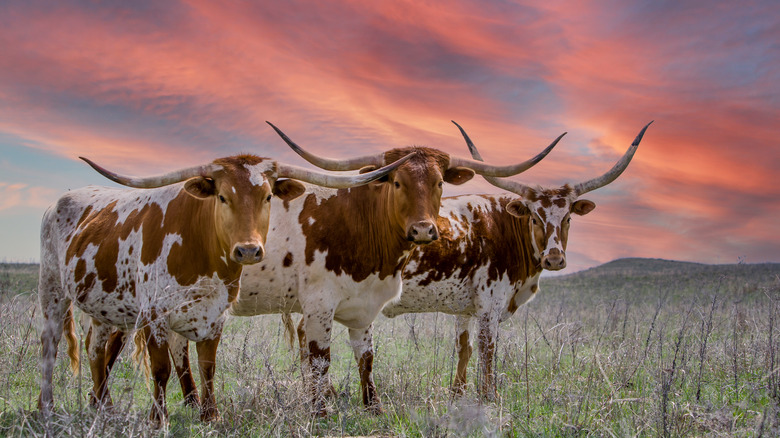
xmin=297 ymin=316 xmax=337 ymax=399
xmin=195 ymin=336 xmax=221 ymax=422
xmin=142 ymin=325 xmax=171 ymax=427
xmin=296 ymin=316 xmax=311 ymax=389
xmin=86 ymin=320 xmax=114 ymax=408
xmin=477 ymin=314 xmax=500 ymax=401
xmin=168 ymin=332 xmax=200 ymax=408
xmin=104 ymin=329 xmax=127 ymax=374
xmin=37 ymin=275 xmax=69 ymax=413
xmin=302 ymin=308 xmax=335 ymax=417
xmin=349 ymin=324 xmax=382 ymax=414
xmin=452 ymin=315 xmax=473 ymax=396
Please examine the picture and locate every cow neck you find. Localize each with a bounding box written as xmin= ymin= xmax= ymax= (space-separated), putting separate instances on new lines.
xmin=172 ymin=194 xmax=243 ymax=290
xmin=298 ymin=184 xmax=410 ymax=283
xmin=492 ymin=196 xmax=542 ymax=284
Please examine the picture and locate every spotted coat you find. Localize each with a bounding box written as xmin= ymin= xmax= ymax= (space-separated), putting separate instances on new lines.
xmin=160 ymin=147 xmax=475 ymax=416
xmin=37 ymin=156 xmax=301 ymax=425
xmin=380 ymin=188 xmax=595 ymax=399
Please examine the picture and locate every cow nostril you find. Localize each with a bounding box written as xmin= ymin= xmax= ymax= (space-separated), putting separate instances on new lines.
xmin=411 ymin=229 xmax=418 ymax=235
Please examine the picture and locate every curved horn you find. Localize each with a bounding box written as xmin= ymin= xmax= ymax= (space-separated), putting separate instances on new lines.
xmin=448 ymin=122 xmax=564 ymax=177
xmin=454 ymin=121 xmax=563 ymax=196
xmin=573 ymin=121 xmax=653 ymax=196
xmin=277 ymin=153 xmax=413 ymax=189
xmin=267 ymin=121 xmax=385 ymax=170
xmin=80 ymin=157 xmax=222 ymax=188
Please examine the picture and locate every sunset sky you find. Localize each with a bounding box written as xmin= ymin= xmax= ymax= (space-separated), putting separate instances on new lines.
xmin=1 ymin=0 xmax=778 ymax=272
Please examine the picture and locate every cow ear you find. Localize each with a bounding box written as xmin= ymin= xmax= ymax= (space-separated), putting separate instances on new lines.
xmin=444 ymin=167 xmax=475 ymax=185
xmin=572 ymin=199 xmax=596 ymax=216
xmin=359 ymin=165 xmax=390 ymax=183
xmin=273 ymin=179 xmax=306 ymax=201
xmin=184 ymin=177 xmax=216 ymax=199
xmin=506 ymin=200 xmax=531 ymax=218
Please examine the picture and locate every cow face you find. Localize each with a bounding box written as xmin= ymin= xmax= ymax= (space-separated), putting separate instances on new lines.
xmin=183 ymin=156 xmax=304 ymax=265
xmin=505 ymin=185 xmax=595 ymax=270
xmin=364 ymin=147 xmax=475 ymax=245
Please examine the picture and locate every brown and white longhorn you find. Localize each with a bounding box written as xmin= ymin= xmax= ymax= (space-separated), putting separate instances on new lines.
xmin=38 ymin=148 xmax=409 ymax=425
xmin=380 ymin=121 xmax=652 ymax=399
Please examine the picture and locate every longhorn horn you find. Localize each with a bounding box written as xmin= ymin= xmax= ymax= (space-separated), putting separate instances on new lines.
xmin=80 ymin=157 xmax=222 ymax=188
xmin=276 ymin=153 xmax=413 ymax=189
xmin=572 ymin=121 xmax=653 ymax=196
xmin=448 ymin=123 xmax=564 ymax=177
xmin=267 ymin=122 xmax=385 ymax=171
xmin=453 ymin=121 xmax=566 ymax=195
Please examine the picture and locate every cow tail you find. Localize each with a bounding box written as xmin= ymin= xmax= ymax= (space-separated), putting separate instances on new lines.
xmin=281 ymin=312 xmax=296 ymax=351
xmin=63 ymin=305 xmax=80 ymax=375
xmin=130 ymin=330 xmax=151 ymax=379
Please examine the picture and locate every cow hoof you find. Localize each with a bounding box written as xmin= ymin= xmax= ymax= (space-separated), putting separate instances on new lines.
xmin=183 ymin=393 xmax=201 ymax=409
xmin=325 ymin=383 xmax=338 ymax=399
xmin=366 ymin=403 xmax=383 ymax=416
xmin=88 ymin=391 xmax=114 ymax=410
xmin=312 ymin=403 xmax=330 ymax=418
xmin=450 ymin=383 xmax=467 ymax=397
xmin=200 ymin=400 xmax=219 ymax=423
xmin=200 ymin=407 xmax=220 ymax=423
xmin=148 ymin=415 xmax=168 ymax=430
xmin=480 ymin=391 xmax=499 ymax=403
xmin=148 ymin=406 xmax=169 ymax=429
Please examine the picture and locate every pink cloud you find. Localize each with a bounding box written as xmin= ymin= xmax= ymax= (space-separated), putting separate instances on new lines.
xmin=0 ymin=0 xmax=777 ymax=267
xmin=0 ymin=183 xmax=58 ymax=213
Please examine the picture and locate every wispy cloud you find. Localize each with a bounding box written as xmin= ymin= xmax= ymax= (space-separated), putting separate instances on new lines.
xmin=0 ymin=183 xmax=58 ymax=213
xmin=0 ymin=0 xmax=777 ymax=266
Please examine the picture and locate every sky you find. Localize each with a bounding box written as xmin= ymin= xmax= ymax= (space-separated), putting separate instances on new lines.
xmin=1 ymin=0 xmax=778 ymax=273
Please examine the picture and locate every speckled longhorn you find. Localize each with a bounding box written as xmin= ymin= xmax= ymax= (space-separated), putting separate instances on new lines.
xmin=37 ymin=149 xmax=410 ymax=426
xmin=138 ymin=122 xmax=561 ymax=417
xmin=381 ymin=121 xmax=652 ymax=400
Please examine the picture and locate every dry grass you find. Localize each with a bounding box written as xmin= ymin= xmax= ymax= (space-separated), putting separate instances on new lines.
xmin=1 ymin=260 xmax=779 ymax=437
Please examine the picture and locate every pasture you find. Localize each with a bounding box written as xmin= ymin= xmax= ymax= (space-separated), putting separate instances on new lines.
xmin=1 ymin=259 xmax=779 ymax=437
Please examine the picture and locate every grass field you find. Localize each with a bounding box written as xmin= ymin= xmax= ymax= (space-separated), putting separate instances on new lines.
xmin=1 ymin=259 xmax=779 ymax=437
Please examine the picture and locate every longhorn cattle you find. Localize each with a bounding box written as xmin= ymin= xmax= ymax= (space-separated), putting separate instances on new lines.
xmin=146 ymin=122 xmax=561 ymax=416
xmin=38 ymin=150 xmax=408 ymax=426
xmin=380 ymin=121 xmax=653 ymax=400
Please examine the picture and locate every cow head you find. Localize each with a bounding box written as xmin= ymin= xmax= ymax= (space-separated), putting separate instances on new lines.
xmin=455 ymin=121 xmax=652 ymax=271
xmin=367 ymin=147 xmax=471 ymax=244
xmin=267 ymin=122 xmax=561 ymax=245
xmin=80 ymin=151 xmax=412 ymax=265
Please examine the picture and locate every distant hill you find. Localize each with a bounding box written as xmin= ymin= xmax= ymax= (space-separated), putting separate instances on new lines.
xmin=541 ymin=258 xmax=780 ymax=303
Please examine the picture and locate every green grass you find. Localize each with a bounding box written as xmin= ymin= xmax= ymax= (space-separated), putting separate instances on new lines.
xmin=1 ymin=259 xmax=779 ymax=436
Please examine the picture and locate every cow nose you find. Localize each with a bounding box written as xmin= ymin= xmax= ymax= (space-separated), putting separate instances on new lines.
xmin=232 ymin=243 xmax=264 ymax=264
xmin=542 ymin=249 xmax=566 ymax=270
xmin=407 ymin=221 xmax=438 ymax=244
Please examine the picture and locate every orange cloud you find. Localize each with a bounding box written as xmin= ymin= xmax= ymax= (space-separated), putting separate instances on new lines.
xmin=0 ymin=0 xmax=777 ymax=267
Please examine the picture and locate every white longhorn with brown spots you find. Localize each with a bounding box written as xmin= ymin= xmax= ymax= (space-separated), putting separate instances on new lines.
xmin=37 ymin=150 xmax=410 ymax=425
xmin=145 ymin=122 xmax=562 ymax=417
xmin=380 ymin=121 xmax=652 ymax=399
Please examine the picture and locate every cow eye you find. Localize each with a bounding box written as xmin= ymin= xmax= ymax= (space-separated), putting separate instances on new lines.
xmin=266 ymin=194 xmax=272 ymax=202
xmin=394 ymin=181 xmax=401 ymax=189
xmin=438 ymin=181 xmax=443 ymax=188
xmin=218 ymin=195 xmax=227 ymax=204
xmin=567 ymin=216 xmax=571 ymax=224
xmin=532 ymin=217 xmax=538 ymax=225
